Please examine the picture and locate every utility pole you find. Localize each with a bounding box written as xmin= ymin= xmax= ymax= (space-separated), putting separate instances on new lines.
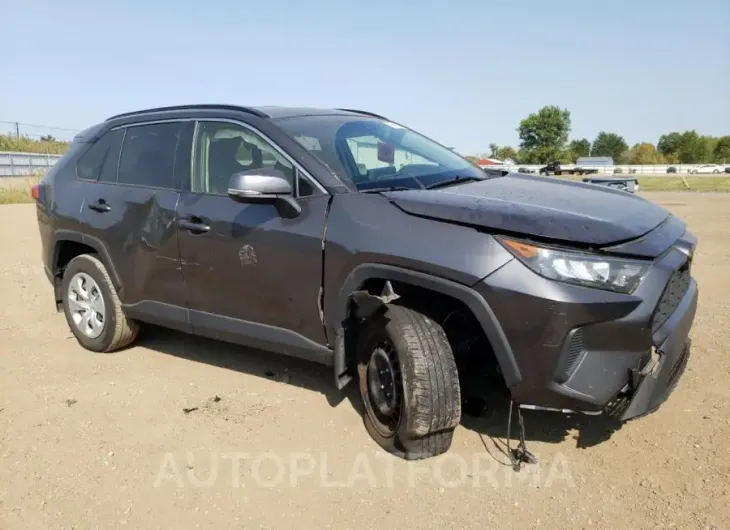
xmin=15 ymin=122 xmax=20 ymax=138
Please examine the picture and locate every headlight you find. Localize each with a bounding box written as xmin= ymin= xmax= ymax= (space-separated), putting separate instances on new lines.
xmin=498 ymin=237 xmax=649 ymax=294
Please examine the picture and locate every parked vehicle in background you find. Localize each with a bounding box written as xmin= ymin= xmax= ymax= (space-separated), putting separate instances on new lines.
xmin=539 ymin=161 xmax=598 ymax=176
xmin=690 ymin=164 xmax=723 ymax=174
xmin=32 ymin=103 xmax=699 ymax=464
xmin=724 ymin=167 xmax=730 ymax=174
xmin=583 ymin=176 xmax=639 ymax=193
xmin=667 ymin=166 xmax=677 ymax=174
xmin=482 ymin=167 xmax=508 ymax=177
xmin=576 ymin=156 xmax=613 ymax=168
xmin=517 ymin=167 xmax=534 ymax=174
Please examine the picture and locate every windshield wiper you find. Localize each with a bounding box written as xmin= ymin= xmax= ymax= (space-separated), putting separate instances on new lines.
xmin=360 ymin=185 xmax=415 ymax=193
xmin=425 ymin=176 xmax=483 ymax=190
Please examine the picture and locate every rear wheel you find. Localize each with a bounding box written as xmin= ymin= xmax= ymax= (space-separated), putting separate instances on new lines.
xmin=61 ymin=254 xmax=139 ymax=353
xmin=357 ymin=304 xmax=461 ymax=460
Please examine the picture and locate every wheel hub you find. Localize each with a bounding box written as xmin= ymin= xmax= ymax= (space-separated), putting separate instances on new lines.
xmin=367 ymin=346 xmax=399 ymax=417
xmin=67 ymin=272 xmax=106 ymax=339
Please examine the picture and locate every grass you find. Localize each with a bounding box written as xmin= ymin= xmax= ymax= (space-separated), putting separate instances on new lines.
xmin=0 ymin=176 xmax=41 ymax=204
xmin=0 ymin=189 xmax=34 ymax=204
xmin=555 ymin=175 xmax=730 ymax=192
xmin=1 ymin=175 xmax=729 ymax=205
xmin=638 ymin=176 xmax=730 ymax=192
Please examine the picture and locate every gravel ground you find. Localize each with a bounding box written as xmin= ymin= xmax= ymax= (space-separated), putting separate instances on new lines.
xmin=1 ymin=192 xmax=729 ymax=529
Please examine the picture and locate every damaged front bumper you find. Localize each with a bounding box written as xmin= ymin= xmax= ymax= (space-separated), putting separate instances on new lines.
xmin=606 ymin=277 xmax=698 ymax=421
xmin=477 ymin=227 xmax=699 ymax=419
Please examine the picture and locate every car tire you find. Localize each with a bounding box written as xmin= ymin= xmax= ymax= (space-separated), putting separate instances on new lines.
xmin=61 ymin=254 xmax=139 ymax=353
xmin=713 ymin=169 xmax=720 ymax=174
xmin=356 ymin=304 xmax=461 ymax=460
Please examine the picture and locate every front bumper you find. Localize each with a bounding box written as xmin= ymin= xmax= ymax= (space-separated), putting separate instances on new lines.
xmin=611 ymin=276 xmax=697 ymax=420
xmin=474 ymin=233 xmax=698 ymax=420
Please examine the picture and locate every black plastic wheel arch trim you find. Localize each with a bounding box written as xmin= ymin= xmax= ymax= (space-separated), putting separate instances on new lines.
xmin=331 ymin=264 xmax=521 ymax=390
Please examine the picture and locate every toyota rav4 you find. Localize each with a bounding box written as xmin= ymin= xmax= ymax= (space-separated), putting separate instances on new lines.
xmin=34 ymin=104 xmax=698 ymax=462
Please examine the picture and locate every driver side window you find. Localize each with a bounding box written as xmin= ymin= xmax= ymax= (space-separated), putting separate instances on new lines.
xmin=192 ymin=121 xmax=298 ymax=195
xmin=345 ymin=135 xmax=438 ymax=182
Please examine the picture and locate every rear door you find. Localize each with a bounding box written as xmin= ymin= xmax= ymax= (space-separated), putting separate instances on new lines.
xmin=79 ymin=120 xmax=192 ymax=331
xmin=176 ymin=118 xmax=331 ymax=361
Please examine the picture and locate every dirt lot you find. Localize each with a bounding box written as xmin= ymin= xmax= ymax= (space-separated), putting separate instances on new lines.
xmin=1 ymin=192 xmax=729 ymax=529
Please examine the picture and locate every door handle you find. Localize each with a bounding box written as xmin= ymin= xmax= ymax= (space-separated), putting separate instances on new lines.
xmin=88 ymin=200 xmax=111 ymax=213
xmin=178 ymin=218 xmax=211 ymax=234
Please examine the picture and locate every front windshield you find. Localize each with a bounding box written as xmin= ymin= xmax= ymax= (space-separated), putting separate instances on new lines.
xmin=274 ymin=114 xmax=486 ymax=191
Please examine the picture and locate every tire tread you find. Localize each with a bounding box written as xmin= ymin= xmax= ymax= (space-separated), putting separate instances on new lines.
xmin=64 ymin=254 xmax=138 ymax=352
xmin=360 ymin=303 xmax=461 ymax=460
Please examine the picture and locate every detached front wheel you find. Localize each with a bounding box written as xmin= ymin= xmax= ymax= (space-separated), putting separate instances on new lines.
xmin=357 ymin=304 xmax=461 ymax=460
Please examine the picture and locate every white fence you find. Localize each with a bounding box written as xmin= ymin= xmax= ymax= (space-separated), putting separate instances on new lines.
xmin=484 ymin=163 xmax=729 ymax=176
xmin=0 ymin=151 xmax=63 ymax=176
xmin=1 ymin=150 xmax=728 ymax=178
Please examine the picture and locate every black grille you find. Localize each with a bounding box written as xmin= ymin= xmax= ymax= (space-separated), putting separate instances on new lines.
xmin=652 ymin=261 xmax=691 ymax=331
xmin=555 ymin=328 xmax=585 ymax=383
xmin=564 ymin=329 xmax=585 ymax=375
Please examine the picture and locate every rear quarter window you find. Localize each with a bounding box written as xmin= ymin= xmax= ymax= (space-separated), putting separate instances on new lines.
xmin=75 ymin=129 xmax=124 ymax=181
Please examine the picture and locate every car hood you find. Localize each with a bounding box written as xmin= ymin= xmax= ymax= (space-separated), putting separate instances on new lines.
xmin=383 ymin=173 xmax=671 ymax=247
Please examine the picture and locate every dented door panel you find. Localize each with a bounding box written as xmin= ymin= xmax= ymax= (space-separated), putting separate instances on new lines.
xmin=176 ymin=192 xmax=330 ymax=346
xmin=79 ymin=184 xmax=184 ymax=306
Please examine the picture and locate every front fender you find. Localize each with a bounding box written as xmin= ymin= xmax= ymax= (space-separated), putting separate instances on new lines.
xmin=329 ymin=263 xmax=521 ymax=391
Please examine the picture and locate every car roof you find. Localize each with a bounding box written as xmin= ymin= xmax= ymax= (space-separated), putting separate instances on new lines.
xmin=105 ymin=104 xmax=387 ymax=122
xmin=252 ymin=106 xmax=372 ymax=119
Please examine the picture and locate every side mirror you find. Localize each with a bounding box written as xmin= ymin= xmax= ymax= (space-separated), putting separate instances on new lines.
xmin=227 ymin=168 xmax=301 ymax=219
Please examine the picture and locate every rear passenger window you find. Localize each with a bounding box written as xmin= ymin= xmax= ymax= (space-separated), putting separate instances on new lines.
xmin=117 ymin=122 xmax=182 ymax=188
xmin=76 ymin=129 xmax=124 ymax=181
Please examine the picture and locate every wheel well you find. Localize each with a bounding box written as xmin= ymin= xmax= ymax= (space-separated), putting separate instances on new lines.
xmin=51 ymin=240 xmax=97 ymax=308
xmin=351 ymin=279 xmax=508 ymax=401
xmin=56 ymin=241 xmax=96 ymax=275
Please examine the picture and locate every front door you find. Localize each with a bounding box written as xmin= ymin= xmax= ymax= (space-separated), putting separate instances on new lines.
xmin=176 ymin=119 xmax=331 ymax=362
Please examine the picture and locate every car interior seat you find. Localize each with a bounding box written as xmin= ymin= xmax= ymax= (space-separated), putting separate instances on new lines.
xmin=208 ymin=137 xmax=246 ymax=194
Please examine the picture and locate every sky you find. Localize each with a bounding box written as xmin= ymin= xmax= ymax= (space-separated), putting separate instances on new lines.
xmin=1 ymin=0 xmax=728 ymax=155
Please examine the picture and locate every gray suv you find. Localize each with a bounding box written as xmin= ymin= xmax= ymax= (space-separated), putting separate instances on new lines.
xmin=33 ymin=104 xmax=699 ymax=462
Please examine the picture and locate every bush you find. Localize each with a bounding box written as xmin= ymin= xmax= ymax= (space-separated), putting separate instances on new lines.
xmin=0 ymin=134 xmax=70 ymax=155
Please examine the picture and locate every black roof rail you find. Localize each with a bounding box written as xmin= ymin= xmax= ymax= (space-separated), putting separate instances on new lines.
xmin=106 ymin=104 xmax=269 ymax=121
xmin=336 ymin=108 xmax=388 ymax=120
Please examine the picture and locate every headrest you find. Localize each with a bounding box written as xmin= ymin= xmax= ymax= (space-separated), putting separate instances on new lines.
xmin=210 ymin=136 xmax=244 ymax=158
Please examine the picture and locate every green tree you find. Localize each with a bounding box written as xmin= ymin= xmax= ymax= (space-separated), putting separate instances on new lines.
xmin=712 ymin=136 xmax=730 ymax=163
xmin=591 ymin=132 xmax=628 ymax=162
xmin=517 ymin=105 xmax=571 ymax=164
xmin=706 ymin=136 xmax=719 ymax=160
xmin=676 ymin=131 xmax=712 ymax=163
xmin=658 ymin=131 xmax=714 ymax=163
xmin=657 ymin=132 xmax=682 ymax=158
xmin=495 ymin=146 xmax=520 ymax=162
xmin=568 ymin=139 xmax=591 ymax=160
xmin=488 ymin=143 xmax=499 ymax=158
xmin=626 ymin=143 xmax=665 ymax=164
